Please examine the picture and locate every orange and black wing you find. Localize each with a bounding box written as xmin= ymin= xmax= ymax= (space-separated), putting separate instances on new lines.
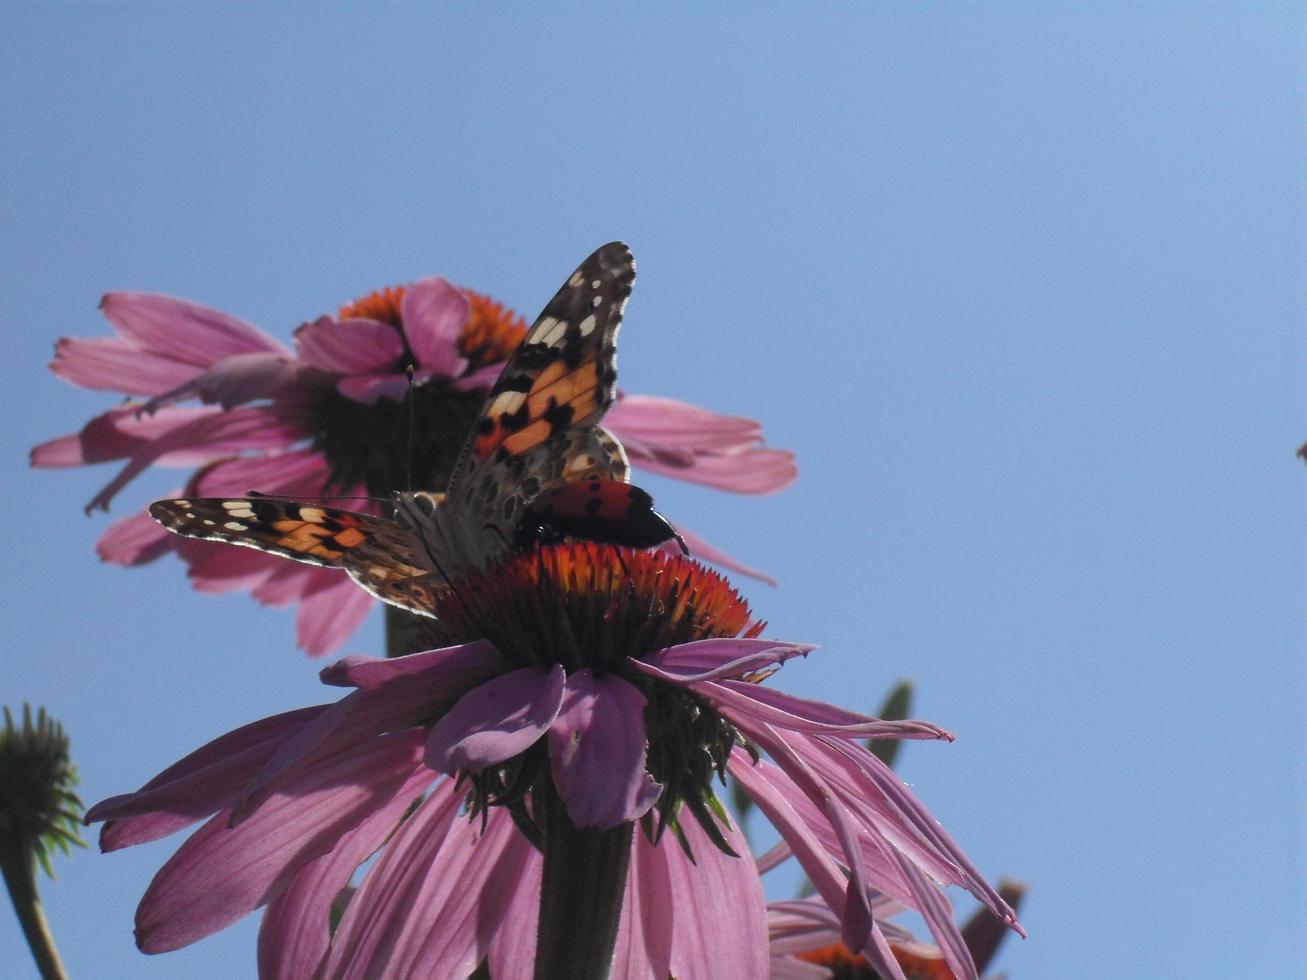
xmin=444 ymin=242 xmax=635 ymax=546
xmin=149 ymin=497 xmax=441 ymax=617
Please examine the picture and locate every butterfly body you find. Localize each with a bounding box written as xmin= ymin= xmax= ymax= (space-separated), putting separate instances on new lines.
xmin=514 ymin=480 xmax=686 ymax=553
xmin=149 ymin=242 xmax=685 ymax=619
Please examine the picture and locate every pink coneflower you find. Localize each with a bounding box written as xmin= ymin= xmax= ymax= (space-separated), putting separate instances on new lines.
xmin=768 ymin=880 xmax=1027 ymax=979
xmin=87 ymin=545 xmax=1019 ymax=979
xmin=33 ymin=277 xmax=795 ymax=656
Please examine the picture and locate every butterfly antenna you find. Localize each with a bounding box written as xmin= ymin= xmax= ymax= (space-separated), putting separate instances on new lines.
xmin=405 ymin=362 xmax=416 ymax=493
xmin=246 ymin=490 xmax=390 ymax=506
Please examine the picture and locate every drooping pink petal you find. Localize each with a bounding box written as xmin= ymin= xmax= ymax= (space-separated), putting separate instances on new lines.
xmin=729 ymin=751 xmax=908 ymax=980
xmin=101 ymin=292 xmax=290 ymax=363
xmin=895 ymin=853 xmax=977 ymax=980
xmin=31 ymin=405 xmax=226 ymax=468
xmin=295 ymin=575 xmax=376 ymax=658
xmin=139 ymin=352 xmax=301 ymax=413
xmin=401 ymin=277 xmax=470 ymax=379
xmin=372 ymin=806 xmax=540 ymax=979
xmin=547 ymin=670 xmax=661 ymax=829
xmin=661 ymin=806 xmax=768 ymax=980
xmin=675 ymin=524 xmax=777 ymax=586
xmin=231 ymin=643 xmax=506 ymax=824
xmin=178 ymin=539 xmax=283 ymax=594
xmin=425 ymin=665 xmax=566 ymax=774
xmin=134 ymin=729 xmax=425 ymax=954
xmin=96 ymin=510 xmax=175 ymax=566
xmin=190 ymin=447 xmax=335 ymax=497
xmin=320 ymin=780 xmax=464 ymax=978
xmin=638 ymin=638 xmax=814 ymax=682
xmin=257 ymin=765 xmax=436 ymax=980
xmin=665 ymin=677 xmax=954 ymax=741
xmin=484 ymin=836 xmax=543 ymax=980
xmin=452 ymin=362 xmax=505 ymax=391
xmin=728 ymin=721 xmax=878 ymax=958
xmin=612 ymin=825 xmax=674 ymax=980
xmin=89 ymin=706 xmax=329 ymax=850
xmin=49 ymin=336 xmax=201 ymax=395
xmin=294 ymin=316 xmax=405 ymax=374
xmin=85 ymin=407 xmax=301 ymax=513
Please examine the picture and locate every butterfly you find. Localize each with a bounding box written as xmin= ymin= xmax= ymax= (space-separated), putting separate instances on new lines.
xmin=149 ymin=242 xmax=683 ymax=620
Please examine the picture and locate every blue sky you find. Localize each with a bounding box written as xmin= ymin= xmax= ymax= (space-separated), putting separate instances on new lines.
xmin=2 ymin=5 xmax=1301 ymax=977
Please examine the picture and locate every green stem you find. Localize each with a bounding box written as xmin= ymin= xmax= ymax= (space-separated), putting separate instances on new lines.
xmin=533 ymin=781 xmax=632 ymax=980
xmin=1 ymin=843 xmax=67 ymax=980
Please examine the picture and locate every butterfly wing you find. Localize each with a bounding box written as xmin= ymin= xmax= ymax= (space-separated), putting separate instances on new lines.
xmin=441 ymin=242 xmax=635 ymax=556
xmin=149 ymin=497 xmax=441 ymax=617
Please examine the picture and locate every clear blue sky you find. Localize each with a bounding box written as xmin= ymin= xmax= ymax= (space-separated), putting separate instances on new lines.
xmin=2 ymin=5 xmax=1301 ymax=977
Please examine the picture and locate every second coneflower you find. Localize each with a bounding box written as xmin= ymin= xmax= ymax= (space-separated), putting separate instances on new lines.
xmin=88 ymin=544 xmax=1020 ymax=979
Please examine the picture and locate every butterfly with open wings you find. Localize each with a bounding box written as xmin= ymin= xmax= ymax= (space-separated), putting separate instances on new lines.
xmin=149 ymin=242 xmax=685 ymax=621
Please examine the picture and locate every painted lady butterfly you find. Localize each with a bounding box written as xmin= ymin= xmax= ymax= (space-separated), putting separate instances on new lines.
xmin=150 ymin=242 xmax=683 ymax=619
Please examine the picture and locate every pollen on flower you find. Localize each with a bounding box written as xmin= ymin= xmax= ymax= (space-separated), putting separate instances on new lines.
xmin=433 ymin=542 xmax=761 ymax=670
xmin=337 ymin=285 xmax=406 ymax=329
xmin=459 ymin=290 xmax=528 ymax=369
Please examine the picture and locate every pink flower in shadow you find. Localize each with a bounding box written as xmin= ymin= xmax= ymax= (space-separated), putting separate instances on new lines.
xmin=87 ymin=546 xmax=1019 ymax=978
xmin=34 ymin=276 xmax=796 ymax=656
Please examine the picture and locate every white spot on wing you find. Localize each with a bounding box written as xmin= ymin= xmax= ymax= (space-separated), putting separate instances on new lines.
xmin=536 ymin=316 xmax=568 ymax=348
xmin=578 ymin=314 xmax=597 ymax=337
xmin=590 ymin=279 xmax=601 ymax=289
xmin=487 ymin=391 xmax=527 ymax=417
xmin=568 ymin=271 xmax=584 ymax=287
xmin=224 ymin=521 xmax=248 ymax=531
xmin=298 ymin=507 xmax=326 ymax=523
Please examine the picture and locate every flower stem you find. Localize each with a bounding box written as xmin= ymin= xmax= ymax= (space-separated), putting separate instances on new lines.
xmin=0 ymin=843 xmax=67 ymax=980
xmin=534 ymin=780 xmax=632 ymax=980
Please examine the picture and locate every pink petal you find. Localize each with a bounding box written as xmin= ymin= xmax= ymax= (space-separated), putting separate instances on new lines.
xmin=101 ymin=291 xmax=290 ymax=363
xmin=484 ymin=837 xmax=543 ymax=980
xmin=32 ymin=405 xmax=227 ymax=468
xmin=85 ymin=406 xmax=300 ymax=512
xmin=257 ymin=765 xmax=436 ymax=980
xmin=134 ymin=729 xmax=425 ymax=953
xmin=729 ymin=752 xmax=907 ymax=980
xmin=895 ymin=854 xmax=977 ymax=980
xmin=320 ymin=780 xmax=463 ymax=977
xmin=547 ymin=671 xmax=661 ymax=829
xmin=425 ymin=665 xmax=566 ymax=774
xmin=638 ymin=638 xmax=814 ymax=682
xmin=294 ymin=316 xmax=405 ymax=373
xmin=675 ymin=524 xmax=777 ymax=586
xmin=89 ymin=706 xmax=328 ymax=849
xmin=662 ymin=806 xmax=768 ymax=980
xmin=96 ymin=510 xmax=175 ymax=566
xmin=319 ymin=640 xmax=505 ymax=693
xmin=375 ymin=806 xmax=540 ymax=978
xmin=139 ymin=352 xmax=300 ymax=413
xmin=49 ymin=336 xmax=201 ymax=395
xmin=679 ymin=679 xmax=954 ymax=740
xmin=635 ymin=447 xmax=797 ymax=494
xmin=608 ymin=395 xmax=766 ymax=451
xmin=453 ymin=362 xmax=504 ymax=391
xmin=178 ymin=540 xmax=283 ymax=594
xmin=295 ymin=575 xmax=376 ymax=658
xmin=401 ymin=277 xmax=470 ymax=379
xmin=191 ymin=448 xmax=336 ymax=497
xmin=612 ymin=827 xmax=674 ymax=980
xmin=233 ymin=644 xmax=505 ymax=823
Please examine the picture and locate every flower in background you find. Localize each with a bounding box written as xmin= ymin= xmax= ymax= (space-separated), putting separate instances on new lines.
xmin=33 ymin=277 xmax=795 ymax=656
xmin=1 ymin=705 xmax=86 ymax=978
xmin=768 ymin=881 xmax=1027 ymax=980
xmin=87 ymin=545 xmax=1019 ymax=979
